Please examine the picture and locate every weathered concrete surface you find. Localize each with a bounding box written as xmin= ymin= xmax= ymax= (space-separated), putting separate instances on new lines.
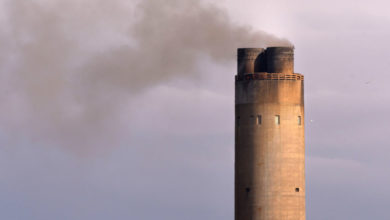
xmin=235 ymin=47 xmax=305 ymax=220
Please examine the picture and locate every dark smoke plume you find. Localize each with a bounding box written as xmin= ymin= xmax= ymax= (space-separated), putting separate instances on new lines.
xmin=0 ymin=0 xmax=291 ymax=153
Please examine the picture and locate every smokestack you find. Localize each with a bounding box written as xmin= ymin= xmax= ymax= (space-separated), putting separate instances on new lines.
xmin=266 ymin=46 xmax=294 ymax=74
xmin=237 ymin=48 xmax=266 ymax=75
xmin=235 ymin=47 xmax=305 ymax=220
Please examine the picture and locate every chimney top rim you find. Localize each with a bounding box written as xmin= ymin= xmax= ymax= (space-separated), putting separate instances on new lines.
xmin=266 ymin=46 xmax=295 ymax=50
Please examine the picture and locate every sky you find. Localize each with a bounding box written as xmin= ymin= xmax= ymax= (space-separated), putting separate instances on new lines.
xmin=1 ymin=0 xmax=390 ymax=219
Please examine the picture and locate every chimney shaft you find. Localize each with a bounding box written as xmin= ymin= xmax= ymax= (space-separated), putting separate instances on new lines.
xmin=266 ymin=47 xmax=294 ymax=74
xmin=237 ymin=48 xmax=266 ymax=75
xmin=235 ymin=47 xmax=305 ymax=220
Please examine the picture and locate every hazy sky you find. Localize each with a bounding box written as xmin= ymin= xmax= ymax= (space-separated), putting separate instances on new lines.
xmin=1 ymin=0 xmax=390 ymax=219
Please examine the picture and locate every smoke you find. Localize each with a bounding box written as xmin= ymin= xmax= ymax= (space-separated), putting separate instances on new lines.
xmin=0 ymin=0 xmax=290 ymax=153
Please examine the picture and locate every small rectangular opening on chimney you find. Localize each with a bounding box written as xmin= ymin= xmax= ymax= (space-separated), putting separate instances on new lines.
xmin=275 ymin=115 xmax=280 ymax=125
xmin=257 ymin=115 xmax=262 ymax=125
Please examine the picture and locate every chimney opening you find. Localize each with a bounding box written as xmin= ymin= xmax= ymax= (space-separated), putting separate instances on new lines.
xmin=275 ymin=115 xmax=280 ymax=125
xmin=257 ymin=115 xmax=262 ymax=125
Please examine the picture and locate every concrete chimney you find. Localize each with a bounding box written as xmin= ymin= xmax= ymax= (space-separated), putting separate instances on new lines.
xmin=237 ymin=48 xmax=266 ymax=75
xmin=266 ymin=47 xmax=294 ymax=74
xmin=235 ymin=47 xmax=305 ymax=220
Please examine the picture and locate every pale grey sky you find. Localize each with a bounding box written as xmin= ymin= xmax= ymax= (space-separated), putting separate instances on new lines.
xmin=1 ymin=0 xmax=390 ymax=219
